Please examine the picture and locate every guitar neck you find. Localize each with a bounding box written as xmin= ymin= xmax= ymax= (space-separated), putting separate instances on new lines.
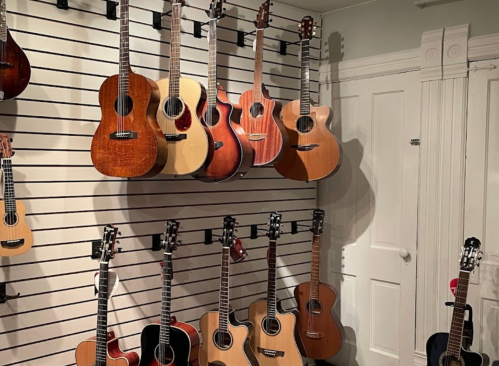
xmin=169 ymin=3 xmax=182 ymax=98
xmin=218 ymin=247 xmax=230 ymax=332
xmin=252 ymin=29 xmax=265 ymax=103
xmin=300 ymin=40 xmax=311 ymax=115
xmin=207 ymin=18 xmax=218 ymax=116
xmin=309 ymin=235 xmax=320 ymax=301
xmin=267 ymin=239 xmax=277 ymax=319
xmin=0 ymin=0 xmax=7 ymax=43
xmin=159 ymin=252 xmax=172 ymax=347
xmin=96 ymin=261 xmax=110 ymax=363
xmin=447 ymin=270 xmax=471 ymax=357
xmin=119 ymin=0 xmax=130 ymax=95
xmin=2 ymin=159 xmax=16 ymax=214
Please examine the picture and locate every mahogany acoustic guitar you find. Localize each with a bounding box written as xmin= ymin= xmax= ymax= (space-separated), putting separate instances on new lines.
xmin=139 ymin=220 xmax=200 ymax=366
xmin=91 ymin=0 xmax=168 ymax=178
xmin=0 ymin=134 xmax=33 ymax=257
xmin=193 ymin=0 xmax=253 ymax=183
xmin=156 ymin=0 xmax=214 ymax=176
xmin=294 ymin=209 xmax=345 ymax=360
xmin=238 ymin=0 xmax=289 ymax=166
xmin=275 ymin=17 xmax=341 ymax=182
xmin=75 ymin=225 xmax=140 ymax=366
xmin=0 ymin=0 xmax=31 ymax=101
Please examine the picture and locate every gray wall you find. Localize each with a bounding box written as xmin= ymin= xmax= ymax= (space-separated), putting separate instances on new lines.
xmin=322 ymin=0 xmax=499 ymax=64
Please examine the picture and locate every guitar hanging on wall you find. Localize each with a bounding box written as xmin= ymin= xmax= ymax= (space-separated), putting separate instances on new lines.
xmin=0 ymin=134 xmax=33 ymax=257
xmin=193 ymin=0 xmax=253 ymax=183
xmin=238 ymin=0 xmax=289 ymax=167
xmin=0 ymin=0 xmax=31 ymax=101
xmin=156 ymin=0 xmax=214 ymax=176
xmin=275 ymin=16 xmax=341 ymax=182
xmin=91 ymin=0 xmax=168 ymax=178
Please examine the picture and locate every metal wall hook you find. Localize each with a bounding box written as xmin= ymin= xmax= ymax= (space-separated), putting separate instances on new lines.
xmin=153 ymin=10 xmax=172 ymax=30
xmin=56 ymin=0 xmax=69 ymax=10
xmin=280 ymin=39 xmax=301 ymax=56
xmin=0 ymin=283 xmax=21 ymax=304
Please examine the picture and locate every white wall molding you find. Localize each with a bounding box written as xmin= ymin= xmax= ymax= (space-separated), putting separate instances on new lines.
xmin=468 ymin=33 xmax=499 ymax=61
xmin=443 ymin=24 xmax=469 ymax=79
xmin=421 ymin=29 xmax=444 ymax=81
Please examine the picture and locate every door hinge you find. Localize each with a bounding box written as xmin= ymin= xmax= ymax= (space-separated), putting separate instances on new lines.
xmin=410 ymin=139 xmax=420 ymax=146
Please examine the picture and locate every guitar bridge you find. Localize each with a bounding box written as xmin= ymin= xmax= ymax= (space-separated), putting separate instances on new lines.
xmin=164 ymin=134 xmax=187 ymax=142
xmin=302 ymin=330 xmax=325 ymax=339
xmin=109 ymin=131 xmax=138 ymax=140
xmin=0 ymin=62 xmax=14 ymax=69
xmin=291 ymin=144 xmax=319 ymax=151
xmin=248 ymin=133 xmax=267 ymax=141
xmin=257 ymin=347 xmax=285 ymax=358
xmin=1 ymin=239 xmax=24 ymax=248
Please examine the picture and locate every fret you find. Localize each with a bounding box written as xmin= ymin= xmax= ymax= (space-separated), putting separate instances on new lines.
xmin=252 ymin=30 xmax=265 ymax=104
xmin=267 ymin=240 xmax=278 ymax=319
xmin=159 ymin=252 xmax=173 ymax=347
xmin=118 ymin=0 xmax=130 ymax=96
xmin=2 ymin=159 xmax=16 ymax=214
xmin=0 ymin=0 xmax=6 ymax=43
xmin=169 ymin=3 xmax=182 ymax=98
xmin=218 ymin=248 xmax=231 ymax=332
xmin=96 ymin=262 xmax=110 ymax=362
xmin=309 ymin=235 xmax=320 ymax=300
xmin=300 ymin=40 xmax=311 ymax=116
xmin=206 ymin=18 xmax=218 ymax=125
xmin=446 ymin=271 xmax=470 ymax=357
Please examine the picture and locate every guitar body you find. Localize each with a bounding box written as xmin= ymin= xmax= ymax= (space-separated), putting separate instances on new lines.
xmin=194 ymin=86 xmax=253 ymax=183
xmin=75 ymin=331 xmax=139 ymax=366
xmin=0 ymin=29 xmax=31 ymax=101
xmin=91 ymin=71 xmax=168 ymax=178
xmin=294 ymin=282 xmax=345 ymax=360
xmin=0 ymin=200 xmax=33 ymax=257
xmin=199 ymin=310 xmax=258 ymax=366
xmin=238 ymin=88 xmax=289 ymax=166
xmin=275 ymin=100 xmax=341 ymax=181
xmin=248 ymin=299 xmax=304 ymax=365
xmin=426 ymin=333 xmax=486 ymax=366
xmin=157 ymin=77 xmax=214 ymax=175
xmin=139 ymin=320 xmax=200 ymax=366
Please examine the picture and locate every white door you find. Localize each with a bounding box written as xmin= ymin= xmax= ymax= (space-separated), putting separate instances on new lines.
xmin=318 ymin=71 xmax=421 ymax=366
xmin=463 ymin=59 xmax=499 ymax=363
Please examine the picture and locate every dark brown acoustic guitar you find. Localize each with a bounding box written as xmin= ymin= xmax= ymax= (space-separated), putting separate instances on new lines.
xmin=91 ymin=0 xmax=168 ymax=178
xmin=275 ymin=16 xmax=341 ymax=182
xmin=193 ymin=0 xmax=253 ymax=183
xmin=0 ymin=0 xmax=31 ymax=101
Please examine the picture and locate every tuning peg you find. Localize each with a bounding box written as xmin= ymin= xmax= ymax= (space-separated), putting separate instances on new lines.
xmin=270 ymin=2 xmax=273 ymax=5
xmin=117 ymin=248 xmax=123 ymax=253
xmin=236 ymin=221 xmax=239 ymax=225
xmin=9 ymin=138 xmax=13 ymax=142
xmin=11 ymin=151 xmax=15 ymax=156
xmin=118 ymin=231 xmax=122 ymax=236
xmin=116 ymin=240 xmax=120 ymax=244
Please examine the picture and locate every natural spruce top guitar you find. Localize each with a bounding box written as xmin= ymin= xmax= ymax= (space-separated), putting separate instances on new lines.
xmin=91 ymin=0 xmax=168 ymax=178
xmin=0 ymin=0 xmax=31 ymax=101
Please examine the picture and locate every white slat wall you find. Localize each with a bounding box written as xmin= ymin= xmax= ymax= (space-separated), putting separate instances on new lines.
xmin=0 ymin=0 xmax=321 ymax=365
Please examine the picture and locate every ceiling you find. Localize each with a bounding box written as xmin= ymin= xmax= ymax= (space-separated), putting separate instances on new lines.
xmin=277 ymin=0 xmax=375 ymax=13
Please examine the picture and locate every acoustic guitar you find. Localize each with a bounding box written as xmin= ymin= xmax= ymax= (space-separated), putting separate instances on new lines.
xmin=0 ymin=134 xmax=33 ymax=257
xmin=249 ymin=212 xmax=305 ymax=365
xmin=139 ymin=220 xmax=200 ymax=366
xmin=91 ymin=0 xmax=168 ymax=178
xmin=238 ymin=0 xmax=289 ymax=166
xmin=199 ymin=216 xmax=258 ymax=366
xmin=75 ymin=225 xmax=140 ymax=366
xmin=275 ymin=17 xmax=341 ymax=182
xmin=193 ymin=0 xmax=253 ymax=183
xmin=294 ymin=209 xmax=345 ymax=360
xmin=0 ymin=0 xmax=31 ymax=101
xmin=156 ymin=0 xmax=214 ymax=176
xmin=426 ymin=238 xmax=489 ymax=366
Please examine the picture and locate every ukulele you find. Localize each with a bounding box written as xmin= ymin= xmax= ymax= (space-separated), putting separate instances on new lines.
xmin=426 ymin=238 xmax=488 ymax=366
xmin=199 ymin=216 xmax=258 ymax=366
xmin=249 ymin=212 xmax=305 ymax=365
xmin=193 ymin=0 xmax=253 ymax=183
xmin=0 ymin=134 xmax=33 ymax=257
xmin=0 ymin=0 xmax=31 ymax=101
xmin=294 ymin=209 xmax=345 ymax=360
xmin=275 ymin=16 xmax=341 ymax=182
xmin=156 ymin=0 xmax=214 ymax=176
xmin=139 ymin=220 xmax=200 ymax=366
xmin=238 ymin=0 xmax=289 ymax=167
xmin=75 ymin=225 xmax=139 ymax=366
xmin=91 ymin=0 xmax=168 ymax=178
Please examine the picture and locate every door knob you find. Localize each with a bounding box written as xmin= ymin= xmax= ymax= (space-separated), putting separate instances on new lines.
xmin=399 ymin=248 xmax=411 ymax=262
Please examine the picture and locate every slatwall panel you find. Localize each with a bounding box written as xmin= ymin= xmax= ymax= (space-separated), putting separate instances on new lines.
xmin=0 ymin=0 xmax=321 ymax=365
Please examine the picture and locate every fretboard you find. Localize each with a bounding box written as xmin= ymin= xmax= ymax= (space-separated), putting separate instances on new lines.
xmin=218 ymin=247 xmax=230 ymax=332
xmin=300 ymin=40 xmax=311 ymax=116
xmin=447 ymin=271 xmax=470 ymax=357
xmin=252 ymin=30 xmax=265 ymax=104
xmin=119 ymin=0 xmax=130 ymax=96
xmin=168 ymin=3 xmax=182 ymax=98
xmin=159 ymin=252 xmax=172 ymax=347
xmin=207 ymin=18 xmax=218 ymax=122
xmin=0 ymin=0 xmax=7 ymax=43
xmin=267 ymin=240 xmax=277 ymax=319
xmin=2 ymin=159 xmax=16 ymax=214
xmin=96 ymin=262 xmax=110 ymax=364
xmin=309 ymin=235 xmax=320 ymax=301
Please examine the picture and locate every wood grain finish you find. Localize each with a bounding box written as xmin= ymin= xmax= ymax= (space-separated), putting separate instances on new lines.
xmin=274 ymin=100 xmax=341 ymax=181
xmin=91 ymin=71 xmax=168 ymax=178
xmin=293 ymin=282 xmax=344 ymax=360
xmin=238 ymin=88 xmax=289 ymax=166
xmin=194 ymin=86 xmax=253 ymax=183
xmin=248 ymin=299 xmax=304 ymax=365
xmin=0 ymin=200 xmax=32 ymax=257
xmin=0 ymin=29 xmax=31 ymax=101
xmin=75 ymin=332 xmax=139 ymax=366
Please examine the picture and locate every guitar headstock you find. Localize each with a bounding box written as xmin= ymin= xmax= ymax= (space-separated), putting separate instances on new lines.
xmin=100 ymin=225 xmax=119 ymax=262
xmin=299 ymin=16 xmax=317 ymax=41
xmin=311 ymin=209 xmax=325 ymax=236
xmin=164 ymin=220 xmax=181 ymax=253
xmin=459 ymin=237 xmax=483 ymax=272
xmin=255 ymin=0 xmax=271 ymax=30
xmin=207 ymin=0 xmax=225 ymax=20
xmin=267 ymin=212 xmax=283 ymax=241
xmin=220 ymin=216 xmax=237 ymax=249
xmin=0 ymin=134 xmax=13 ymax=159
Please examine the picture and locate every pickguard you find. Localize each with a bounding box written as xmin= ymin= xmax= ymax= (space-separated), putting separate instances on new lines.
xmin=175 ymin=104 xmax=192 ymax=131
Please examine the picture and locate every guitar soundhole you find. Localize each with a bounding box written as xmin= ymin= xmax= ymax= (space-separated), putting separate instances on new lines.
xmin=213 ymin=330 xmax=233 ymax=350
xmin=296 ymin=116 xmax=315 ymax=133
xmin=4 ymin=212 xmax=18 ymax=227
xmin=262 ymin=317 xmax=281 ymax=336
xmin=438 ymin=353 xmax=465 ymax=366
xmin=250 ymin=102 xmax=265 ymax=118
xmin=114 ymin=95 xmax=134 ymax=117
xmin=204 ymin=107 xmax=220 ymax=126
xmin=306 ymin=299 xmax=323 ymax=316
xmin=164 ymin=96 xmax=185 ymax=119
xmin=154 ymin=343 xmax=175 ymax=365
